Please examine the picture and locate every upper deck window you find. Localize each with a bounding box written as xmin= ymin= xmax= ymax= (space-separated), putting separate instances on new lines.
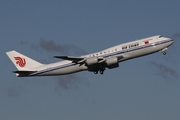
xmin=122 ymin=46 xmax=127 ymax=49
xmin=159 ymin=35 xmax=162 ymax=38
xmin=129 ymin=43 xmax=139 ymax=48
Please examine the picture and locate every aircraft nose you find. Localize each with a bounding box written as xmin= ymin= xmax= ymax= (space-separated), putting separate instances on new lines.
xmin=171 ymin=39 xmax=174 ymax=44
xmin=168 ymin=38 xmax=174 ymax=46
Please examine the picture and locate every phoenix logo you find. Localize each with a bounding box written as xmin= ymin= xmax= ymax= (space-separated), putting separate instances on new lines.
xmin=14 ymin=57 xmax=26 ymax=67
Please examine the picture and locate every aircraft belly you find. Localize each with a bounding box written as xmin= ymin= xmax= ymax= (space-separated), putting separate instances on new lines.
xmin=40 ymin=64 xmax=87 ymax=76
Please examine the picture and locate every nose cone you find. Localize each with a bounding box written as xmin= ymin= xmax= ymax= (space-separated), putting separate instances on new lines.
xmin=167 ymin=38 xmax=174 ymax=47
xmin=170 ymin=39 xmax=174 ymax=45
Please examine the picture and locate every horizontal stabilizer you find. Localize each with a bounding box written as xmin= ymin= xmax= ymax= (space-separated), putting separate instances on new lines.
xmin=13 ymin=70 xmax=37 ymax=74
xmin=13 ymin=70 xmax=37 ymax=77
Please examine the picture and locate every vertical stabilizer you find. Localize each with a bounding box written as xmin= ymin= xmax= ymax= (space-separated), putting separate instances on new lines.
xmin=6 ymin=50 xmax=43 ymax=71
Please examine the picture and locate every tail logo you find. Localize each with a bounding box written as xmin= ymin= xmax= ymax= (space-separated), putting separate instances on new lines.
xmin=14 ymin=57 xmax=26 ymax=67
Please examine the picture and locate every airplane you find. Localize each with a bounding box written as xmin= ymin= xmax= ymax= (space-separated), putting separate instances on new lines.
xmin=6 ymin=35 xmax=174 ymax=77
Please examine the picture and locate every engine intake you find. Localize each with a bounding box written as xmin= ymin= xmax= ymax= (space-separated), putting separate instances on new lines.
xmin=105 ymin=57 xmax=119 ymax=69
xmin=85 ymin=57 xmax=98 ymax=66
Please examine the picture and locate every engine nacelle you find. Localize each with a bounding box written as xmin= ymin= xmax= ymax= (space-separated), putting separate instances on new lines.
xmin=105 ymin=57 xmax=119 ymax=69
xmin=85 ymin=57 xmax=98 ymax=66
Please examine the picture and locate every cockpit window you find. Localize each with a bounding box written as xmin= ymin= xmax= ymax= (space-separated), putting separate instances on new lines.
xmin=159 ymin=35 xmax=162 ymax=38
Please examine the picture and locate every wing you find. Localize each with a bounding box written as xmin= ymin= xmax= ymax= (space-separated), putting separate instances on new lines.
xmin=54 ymin=56 xmax=85 ymax=63
xmin=54 ymin=55 xmax=124 ymax=63
xmin=54 ymin=54 xmax=125 ymax=73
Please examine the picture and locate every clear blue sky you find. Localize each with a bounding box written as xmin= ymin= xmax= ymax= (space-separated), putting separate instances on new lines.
xmin=1 ymin=0 xmax=180 ymax=120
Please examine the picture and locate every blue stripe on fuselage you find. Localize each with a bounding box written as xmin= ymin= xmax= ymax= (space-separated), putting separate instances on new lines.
xmin=30 ymin=62 xmax=75 ymax=76
xmin=30 ymin=39 xmax=173 ymax=76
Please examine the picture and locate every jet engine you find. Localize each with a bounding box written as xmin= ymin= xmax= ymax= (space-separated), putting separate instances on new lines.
xmin=85 ymin=57 xmax=98 ymax=66
xmin=105 ymin=57 xmax=119 ymax=69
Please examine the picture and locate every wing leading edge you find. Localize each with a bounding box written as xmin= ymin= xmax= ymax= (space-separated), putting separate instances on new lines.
xmin=54 ymin=56 xmax=85 ymax=63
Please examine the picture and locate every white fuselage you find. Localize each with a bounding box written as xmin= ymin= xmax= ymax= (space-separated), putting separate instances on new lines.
xmin=29 ymin=35 xmax=174 ymax=76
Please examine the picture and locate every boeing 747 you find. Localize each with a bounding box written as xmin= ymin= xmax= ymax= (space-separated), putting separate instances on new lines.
xmin=6 ymin=35 xmax=174 ymax=77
